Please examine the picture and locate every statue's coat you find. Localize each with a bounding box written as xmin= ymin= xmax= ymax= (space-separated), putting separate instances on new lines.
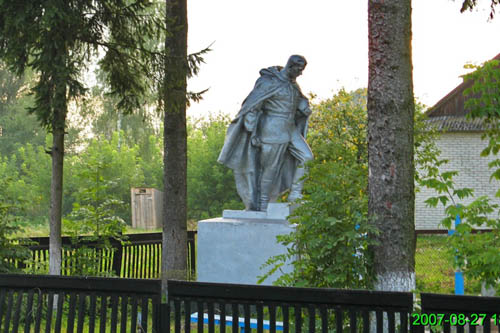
xmin=218 ymin=66 xmax=310 ymax=210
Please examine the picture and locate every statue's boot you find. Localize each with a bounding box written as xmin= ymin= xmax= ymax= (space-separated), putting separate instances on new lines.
xmin=259 ymin=178 xmax=273 ymax=211
xmin=288 ymin=165 xmax=306 ymax=202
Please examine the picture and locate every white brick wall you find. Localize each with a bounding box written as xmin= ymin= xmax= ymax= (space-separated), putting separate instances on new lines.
xmin=415 ymin=132 xmax=500 ymax=230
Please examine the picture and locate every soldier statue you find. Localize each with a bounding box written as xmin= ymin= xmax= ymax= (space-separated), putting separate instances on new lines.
xmin=218 ymin=55 xmax=313 ymax=211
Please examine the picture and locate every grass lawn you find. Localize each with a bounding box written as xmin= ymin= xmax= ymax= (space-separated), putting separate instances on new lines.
xmin=415 ymin=235 xmax=481 ymax=295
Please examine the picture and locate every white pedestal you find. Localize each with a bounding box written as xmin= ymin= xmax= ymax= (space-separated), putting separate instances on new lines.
xmin=197 ymin=203 xmax=295 ymax=285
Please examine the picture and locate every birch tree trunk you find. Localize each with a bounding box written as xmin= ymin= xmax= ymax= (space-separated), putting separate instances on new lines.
xmin=49 ymin=109 xmax=66 ymax=276
xmin=367 ymin=0 xmax=416 ymax=292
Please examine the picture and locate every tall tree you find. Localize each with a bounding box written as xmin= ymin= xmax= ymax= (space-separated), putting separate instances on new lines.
xmin=162 ymin=0 xmax=189 ymax=284
xmin=367 ymin=0 xmax=416 ymax=291
xmin=0 ymin=0 xmax=161 ymax=275
xmin=161 ymin=0 xmax=208 ymax=288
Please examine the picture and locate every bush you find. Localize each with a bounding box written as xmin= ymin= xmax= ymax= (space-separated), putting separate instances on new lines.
xmin=0 ymin=176 xmax=31 ymax=273
xmin=260 ymin=89 xmax=377 ymax=289
xmin=187 ymin=113 xmax=243 ymax=221
xmin=262 ymin=89 xmax=439 ymax=289
xmin=63 ymin=144 xmax=127 ymax=277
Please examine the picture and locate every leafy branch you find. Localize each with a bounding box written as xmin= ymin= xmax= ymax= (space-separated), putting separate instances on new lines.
xmin=418 ymin=131 xmax=500 ymax=293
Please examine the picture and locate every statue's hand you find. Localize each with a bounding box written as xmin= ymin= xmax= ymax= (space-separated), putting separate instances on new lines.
xmin=300 ymin=106 xmax=312 ymax=116
xmin=244 ymin=111 xmax=257 ymax=132
xmin=251 ymin=136 xmax=262 ymax=148
xmin=298 ymin=98 xmax=312 ymax=116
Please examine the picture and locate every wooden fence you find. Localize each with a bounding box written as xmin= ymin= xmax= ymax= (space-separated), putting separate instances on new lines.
xmin=22 ymin=232 xmax=197 ymax=279
xmin=1 ymin=273 xmax=500 ymax=332
xmin=19 ymin=230 xmax=488 ymax=281
xmin=20 ymin=230 xmax=457 ymax=277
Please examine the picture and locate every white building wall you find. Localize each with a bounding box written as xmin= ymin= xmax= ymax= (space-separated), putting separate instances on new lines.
xmin=415 ymin=132 xmax=500 ymax=230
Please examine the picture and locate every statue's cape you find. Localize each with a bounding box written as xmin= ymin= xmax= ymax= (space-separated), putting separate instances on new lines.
xmin=217 ymin=66 xmax=310 ymax=209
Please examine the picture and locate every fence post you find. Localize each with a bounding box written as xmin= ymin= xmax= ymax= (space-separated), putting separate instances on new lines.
xmin=188 ymin=231 xmax=196 ymax=279
xmin=111 ymin=239 xmax=123 ymax=277
xmin=448 ymin=213 xmax=464 ymax=295
xmin=159 ymin=302 xmax=170 ymax=332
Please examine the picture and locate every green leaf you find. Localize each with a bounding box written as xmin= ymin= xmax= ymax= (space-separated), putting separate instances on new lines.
xmin=453 ymin=188 xmax=474 ymax=199
xmin=425 ymin=197 xmax=439 ymax=208
xmin=438 ymin=196 xmax=449 ymax=206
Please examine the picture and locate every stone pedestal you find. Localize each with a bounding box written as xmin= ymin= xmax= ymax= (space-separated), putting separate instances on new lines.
xmin=197 ymin=203 xmax=295 ymax=285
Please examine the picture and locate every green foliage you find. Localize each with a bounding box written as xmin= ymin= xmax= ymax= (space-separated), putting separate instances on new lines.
xmin=0 ymin=113 xmax=246 ymax=229
xmin=308 ymin=89 xmax=367 ymax=164
xmin=262 ymin=89 xmax=438 ymax=289
xmin=0 ymin=0 xmax=163 ymax=124
xmin=464 ymin=60 xmax=500 ymax=121
xmin=79 ymin=57 xmax=163 ymax=149
xmin=0 ymin=143 xmax=51 ymax=225
xmin=187 ymin=113 xmax=243 ymax=221
xmin=0 ymin=207 xmax=31 ymax=273
xmin=0 ymin=0 xmax=165 ymax=274
xmin=65 ymin=183 xmax=127 ymax=241
xmin=0 ymin=61 xmax=23 ymax=104
xmin=261 ymin=89 xmax=377 ymax=289
xmin=414 ymin=105 xmax=442 ymax=187
xmin=426 ymin=194 xmax=500 ymax=294
xmin=138 ymin=134 xmax=165 ymax=191
xmin=464 ymin=60 xmax=500 ymax=197
xmin=415 ymin=236 xmax=455 ymax=294
xmin=80 ymin=82 xmax=164 ymax=192
xmin=425 ymin=59 xmax=500 ymax=294
xmin=0 ymin=176 xmax=31 ymax=273
xmin=0 ymin=128 xmax=164 ymax=227
xmin=65 ymin=132 xmax=147 ymax=224
xmin=63 ymin=139 xmax=128 ymax=276
xmin=0 ymin=63 xmax=46 ymax=158
xmin=418 ymin=102 xmax=500 ymax=294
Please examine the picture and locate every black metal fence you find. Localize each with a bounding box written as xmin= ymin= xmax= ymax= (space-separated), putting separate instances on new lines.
xmin=22 ymin=231 xmax=197 ymax=279
xmin=418 ymin=292 xmax=500 ymax=333
xmin=166 ymin=279 xmax=414 ymax=333
xmin=0 ymin=273 xmax=161 ymax=332
xmin=1 ymin=273 xmax=500 ymax=332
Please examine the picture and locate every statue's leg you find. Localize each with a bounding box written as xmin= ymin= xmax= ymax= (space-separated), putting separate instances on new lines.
xmin=288 ymin=165 xmax=306 ymax=201
xmin=258 ymin=143 xmax=287 ymax=211
xmin=288 ymin=135 xmax=314 ymax=202
xmin=234 ymin=171 xmax=258 ymax=211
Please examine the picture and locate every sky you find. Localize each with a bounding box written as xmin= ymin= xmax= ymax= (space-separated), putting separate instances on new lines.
xmin=185 ymin=0 xmax=500 ymax=118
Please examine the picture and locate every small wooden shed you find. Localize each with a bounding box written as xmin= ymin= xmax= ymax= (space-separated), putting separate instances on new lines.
xmin=131 ymin=187 xmax=163 ymax=229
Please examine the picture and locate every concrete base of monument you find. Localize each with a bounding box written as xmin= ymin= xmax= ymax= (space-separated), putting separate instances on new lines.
xmin=197 ymin=203 xmax=295 ymax=285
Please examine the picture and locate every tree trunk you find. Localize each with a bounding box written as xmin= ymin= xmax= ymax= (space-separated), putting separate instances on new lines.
xmin=162 ymin=0 xmax=188 ymax=293
xmin=367 ymin=0 xmax=416 ymax=292
xmin=49 ymin=109 xmax=66 ymax=276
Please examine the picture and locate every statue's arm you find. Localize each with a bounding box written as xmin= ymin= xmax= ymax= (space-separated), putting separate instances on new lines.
xmin=244 ymin=109 xmax=259 ymax=132
xmin=245 ymin=109 xmax=263 ymax=147
xmin=297 ymin=97 xmax=312 ymax=117
xmin=242 ymin=77 xmax=269 ymax=132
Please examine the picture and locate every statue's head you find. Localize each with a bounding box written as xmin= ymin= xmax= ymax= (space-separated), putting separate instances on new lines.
xmin=284 ymin=55 xmax=307 ymax=80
